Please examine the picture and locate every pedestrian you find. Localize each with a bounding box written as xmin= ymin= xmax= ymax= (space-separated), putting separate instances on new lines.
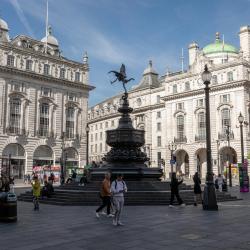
xmin=95 ymin=172 xmax=114 ymax=218
xmin=27 ymin=174 xmax=31 ymax=184
xmin=193 ymin=172 xmax=202 ymax=206
xmin=9 ymin=176 xmax=15 ymax=193
xmin=169 ymin=172 xmax=185 ymax=207
xmin=31 ymin=176 xmax=41 ymax=211
xmin=72 ymin=170 xmax=77 ymax=183
xmin=111 ymin=173 xmax=127 ymax=226
xmin=216 ymin=174 xmax=224 ymax=192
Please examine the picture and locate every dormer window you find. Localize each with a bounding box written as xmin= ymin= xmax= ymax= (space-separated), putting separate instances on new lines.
xmin=7 ymin=55 xmax=15 ymax=67
xmin=75 ymin=72 xmax=80 ymax=82
xmin=173 ymin=84 xmax=177 ymax=94
xmin=185 ymin=82 xmax=190 ymax=91
xmin=60 ymin=68 xmax=66 ymax=79
xmin=26 ymin=59 xmax=33 ymax=71
xmin=227 ymin=71 xmax=233 ymax=82
xmin=44 ymin=64 xmax=50 ymax=75
xmin=212 ymin=75 xmax=218 ymax=84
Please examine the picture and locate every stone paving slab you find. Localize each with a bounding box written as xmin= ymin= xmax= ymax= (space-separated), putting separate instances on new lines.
xmin=0 ymin=188 xmax=250 ymax=250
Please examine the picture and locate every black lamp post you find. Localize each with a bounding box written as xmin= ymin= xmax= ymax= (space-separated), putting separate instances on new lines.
xmin=202 ymin=65 xmax=218 ymax=210
xmin=86 ymin=124 xmax=90 ymax=166
xmin=238 ymin=112 xmax=244 ymax=164
xmin=168 ymin=141 xmax=177 ymax=176
xmin=60 ymin=132 xmax=66 ymax=185
xmin=225 ymin=125 xmax=232 ymax=187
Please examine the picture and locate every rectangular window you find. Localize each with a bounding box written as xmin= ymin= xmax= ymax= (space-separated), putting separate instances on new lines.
xmin=227 ymin=71 xmax=233 ymax=82
xmin=41 ymin=87 xmax=51 ymax=97
xmin=156 ymin=95 xmax=161 ymax=104
xmin=91 ymin=145 xmax=93 ymax=153
xmin=100 ymin=143 xmax=102 ymax=152
xmin=100 ymin=123 xmax=103 ymax=129
xmin=75 ymin=72 xmax=80 ymax=82
xmin=90 ymin=134 xmax=93 ymax=142
xmin=157 ymin=136 xmax=161 ymax=147
xmin=111 ymin=120 xmax=115 ymax=127
xmin=39 ymin=103 xmax=49 ymax=137
xmin=220 ymin=94 xmax=230 ymax=103
xmin=196 ymin=99 xmax=204 ymax=107
xmin=176 ymin=102 xmax=184 ymax=110
xmin=66 ymin=107 xmax=75 ymax=139
xmin=68 ymin=93 xmax=76 ymax=101
xmin=44 ymin=64 xmax=50 ymax=75
xmin=95 ymin=133 xmax=98 ymax=140
xmin=100 ymin=132 xmax=103 ymax=140
xmin=95 ymin=144 xmax=97 ymax=153
xmin=95 ymin=124 xmax=98 ymax=130
xmin=105 ymin=121 xmax=108 ymax=128
xmin=105 ymin=144 xmax=108 ymax=152
xmin=157 ymin=122 xmax=161 ymax=131
xmin=9 ymin=98 xmax=21 ymax=134
xmin=157 ymin=111 xmax=161 ymax=118
xmin=7 ymin=55 xmax=14 ymax=67
xmin=60 ymin=68 xmax=66 ymax=79
xmin=26 ymin=59 xmax=33 ymax=71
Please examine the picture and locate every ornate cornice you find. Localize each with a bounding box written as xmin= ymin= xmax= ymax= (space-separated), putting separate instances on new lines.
xmin=162 ymin=80 xmax=248 ymax=101
xmin=0 ymin=65 xmax=95 ymax=91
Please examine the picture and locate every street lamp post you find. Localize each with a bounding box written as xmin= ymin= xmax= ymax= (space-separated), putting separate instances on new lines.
xmin=225 ymin=125 xmax=232 ymax=187
xmin=168 ymin=141 xmax=177 ymax=176
xmin=202 ymin=65 xmax=218 ymax=210
xmin=60 ymin=132 xmax=66 ymax=185
xmin=86 ymin=124 xmax=90 ymax=166
xmin=238 ymin=113 xmax=244 ymax=164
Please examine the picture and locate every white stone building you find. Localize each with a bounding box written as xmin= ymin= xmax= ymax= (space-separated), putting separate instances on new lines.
xmin=0 ymin=17 xmax=94 ymax=179
xmin=88 ymin=26 xmax=250 ymax=178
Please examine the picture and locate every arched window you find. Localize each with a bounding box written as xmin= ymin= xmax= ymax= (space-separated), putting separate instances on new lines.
xmin=227 ymin=71 xmax=233 ymax=82
xmin=185 ymin=82 xmax=190 ymax=91
xmin=173 ymin=84 xmax=177 ymax=94
xmin=221 ymin=108 xmax=230 ymax=133
xmin=66 ymin=107 xmax=75 ymax=139
xmin=9 ymin=98 xmax=21 ymax=134
xmin=198 ymin=112 xmax=206 ymax=139
xmin=176 ymin=115 xmax=184 ymax=140
xmin=39 ymin=103 xmax=49 ymax=137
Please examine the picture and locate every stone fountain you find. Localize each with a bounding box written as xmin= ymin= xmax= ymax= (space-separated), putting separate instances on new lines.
xmin=90 ymin=64 xmax=162 ymax=180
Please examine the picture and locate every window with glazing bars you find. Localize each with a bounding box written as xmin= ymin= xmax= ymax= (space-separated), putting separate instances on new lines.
xmin=39 ymin=103 xmax=49 ymax=137
xmin=66 ymin=107 xmax=75 ymax=139
xmin=221 ymin=108 xmax=231 ymax=134
xmin=9 ymin=98 xmax=21 ymax=134
xmin=177 ymin=115 xmax=184 ymax=139
xmin=198 ymin=112 xmax=206 ymax=138
xmin=7 ymin=55 xmax=15 ymax=66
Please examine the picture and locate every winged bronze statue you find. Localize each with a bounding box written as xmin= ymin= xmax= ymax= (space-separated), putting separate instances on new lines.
xmin=108 ymin=64 xmax=134 ymax=93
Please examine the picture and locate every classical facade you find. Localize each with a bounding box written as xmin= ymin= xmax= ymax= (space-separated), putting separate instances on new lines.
xmin=88 ymin=26 xmax=250 ymax=178
xmin=0 ymin=17 xmax=94 ymax=179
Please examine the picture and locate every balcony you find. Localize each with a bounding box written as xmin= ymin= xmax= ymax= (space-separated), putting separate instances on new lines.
xmin=6 ymin=127 xmax=28 ymax=137
xmin=174 ymin=136 xmax=187 ymax=143
xmin=37 ymin=130 xmax=56 ymax=139
xmin=195 ymin=134 xmax=206 ymax=142
xmin=218 ymin=131 xmax=234 ymax=141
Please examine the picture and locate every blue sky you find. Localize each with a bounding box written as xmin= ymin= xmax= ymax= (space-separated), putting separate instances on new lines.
xmin=2 ymin=0 xmax=250 ymax=106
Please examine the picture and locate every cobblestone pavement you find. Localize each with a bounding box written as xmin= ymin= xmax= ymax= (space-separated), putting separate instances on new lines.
xmin=0 ymin=188 xmax=250 ymax=250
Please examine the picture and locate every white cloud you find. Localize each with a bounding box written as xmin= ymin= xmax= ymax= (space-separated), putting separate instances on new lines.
xmin=9 ymin=0 xmax=35 ymax=37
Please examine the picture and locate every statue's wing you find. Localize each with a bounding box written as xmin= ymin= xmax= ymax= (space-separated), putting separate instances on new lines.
xmin=108 ymin=70 xmax=118 ymax=74
xmin=120 ymin=64 xmax=126 ymax=78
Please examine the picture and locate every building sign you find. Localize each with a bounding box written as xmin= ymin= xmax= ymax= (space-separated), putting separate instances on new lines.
xmin=238 ymin=160 xmax=249 ymax=193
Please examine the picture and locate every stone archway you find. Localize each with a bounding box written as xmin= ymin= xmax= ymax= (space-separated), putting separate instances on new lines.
xmin=2 ymin=143 xmax=25 ymax=179
xmin=219 ymin=146 xmax=237 ymax=174
xmin=64 ymin=147 xmax=79 ymax=175
xmin=33 ymin=145 xmax=53 ymax=166
xmin=175 ymin=149 xmax=189 ymax=177
xmin=195 ymin=148 xmax=207 ymax=179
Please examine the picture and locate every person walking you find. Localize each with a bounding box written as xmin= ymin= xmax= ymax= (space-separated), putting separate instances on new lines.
xmin=95 ymin=172 xmax=113 ymax=218
xmin=216 ymin=174 xmax=224 ymax=192
xmin=193 ymin=172 xmax=202 ymax=206
xmin=169 ymin=172 xmax=185 ymax=207
xmin=31 ymin=176 xmax=41 ymax=211
xmin=111 ymin=174 xmax=127 ymax=226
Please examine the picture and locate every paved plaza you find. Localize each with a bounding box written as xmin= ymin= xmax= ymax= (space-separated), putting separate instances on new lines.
xmin=0 ymin=188 xmax=249 ymax=250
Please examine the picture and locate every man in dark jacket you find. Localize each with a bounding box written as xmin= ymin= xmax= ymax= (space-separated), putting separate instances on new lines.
xmin=169 ymin=172 xmax=185 ymax=207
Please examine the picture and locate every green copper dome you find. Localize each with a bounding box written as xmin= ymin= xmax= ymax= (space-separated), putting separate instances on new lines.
xmin=203 ymin=32 xmax=238 ymax=55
